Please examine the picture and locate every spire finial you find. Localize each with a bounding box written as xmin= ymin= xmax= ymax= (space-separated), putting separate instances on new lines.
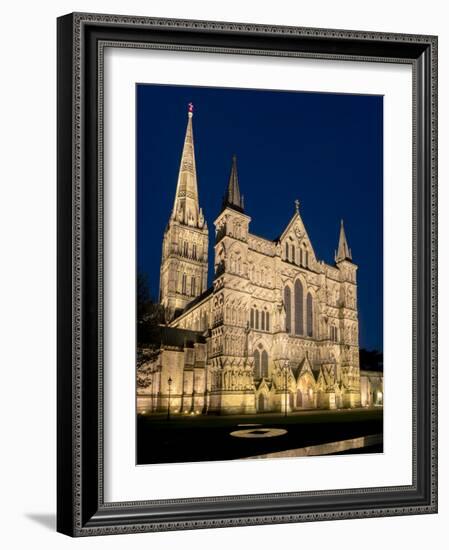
xmin=188 ymin=102 xmax=194 ymax=118
xmin=295 ymin=199 xmax=300 ymax=214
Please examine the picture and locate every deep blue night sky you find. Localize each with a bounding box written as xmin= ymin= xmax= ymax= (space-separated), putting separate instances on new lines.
xmin=137 ymin=84 xmax=383 ymax=351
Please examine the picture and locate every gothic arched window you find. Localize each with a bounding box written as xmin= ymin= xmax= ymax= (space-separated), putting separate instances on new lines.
xmin=191 ymin=276 xmax=196 ymax=296
xmin=266 ymin=311 xmax=270 ymax=332
xmin=183 ymin=242 xmax=189 ymax=257
xmin=307 ymin=292 xmax=313 ymax=337
xmin=192 ymin=243 xmax=197 ymax=260
xmin=261 ymin=310 xmax=265 ymax=331
xmin=330 ymin=325 xmax=338 ymax=342
xmin=182 ymin=273 xmax=187 ymax=294
xmin=261 ymin=350 xmax=268 ymax=378
xmin=254 ymin=349 xmax=261 ymax=378
xmin=285 ymin=242 xmax=289 ymax=261
xmin=291 ymin=245 xmax=295 ymax=264
xmin=294 ymin=279 xmax=304 ymax=335
xmin=250 ymin=308 xmax=254 ymax=328
xmin=284 ymin=286 xmax=292 ymax=333
xmin=255 ymin=309 xmax=259 ymax=330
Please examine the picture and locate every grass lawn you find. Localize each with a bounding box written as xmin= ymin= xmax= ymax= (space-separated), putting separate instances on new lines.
xmin=137 ymin=408 xmax=383 ymax=464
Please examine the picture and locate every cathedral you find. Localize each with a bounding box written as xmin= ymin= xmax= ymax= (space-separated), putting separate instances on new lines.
xmin=137 ymin=105 xmax=364 ymax=415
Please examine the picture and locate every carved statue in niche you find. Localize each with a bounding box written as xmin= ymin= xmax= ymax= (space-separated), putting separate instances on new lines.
xmin=334 ymin=288 xmax=340 ymax=305
xmin=213 ymin=369 xmax=221 ymax=390
xmin=224 ymin=369 xmax=230 ymax=390
xmin=277 ymin=299 xmax=287 ymax=332
xmin=232 ymin=370 xmax=237 ymax=389
xmin=247 ymin=333 xmax=254 ymax=356
xmin=346 ymin=286 xmax=355 ymax=308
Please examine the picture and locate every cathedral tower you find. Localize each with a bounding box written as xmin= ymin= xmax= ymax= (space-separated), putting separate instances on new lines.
xmin=335 ymin=219 xmax=361 ymax=407
xmin=159 ymin=104 xmax=208 ymax=319
xmin=209 ymin=156 xmax=256 ymax=414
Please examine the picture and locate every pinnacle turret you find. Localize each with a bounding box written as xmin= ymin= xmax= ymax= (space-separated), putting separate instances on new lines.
xmin=221 ymin=155 xmax=244 ymax=213
xmin=335 ymin=219 xmax=352 ymax=263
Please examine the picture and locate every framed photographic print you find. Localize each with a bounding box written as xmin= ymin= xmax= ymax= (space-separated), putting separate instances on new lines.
xmin=57 ymin=12 xmax=438 ymax=536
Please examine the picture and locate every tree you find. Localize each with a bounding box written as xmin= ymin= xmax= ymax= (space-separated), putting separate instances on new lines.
xmin=137 ymin=272 xmax=165 ymax=325
xmin=136 ymin=272 xmax=165 ymax=368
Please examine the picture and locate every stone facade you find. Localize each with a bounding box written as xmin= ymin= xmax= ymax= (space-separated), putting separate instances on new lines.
xmin=360 ymin=370 xmax=383 ymax=407
xmin=138 ymin=107 xmax=367 ymax=415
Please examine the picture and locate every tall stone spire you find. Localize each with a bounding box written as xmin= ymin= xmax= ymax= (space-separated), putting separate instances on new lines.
xmin=221 ymin=155 xmax=244 ymax=213
xmin=159 ymin=103 xmax=208 ymax=317
xmin=172 ymin=103 xmax=204 ymax=228
xmin=335 ymin=219 xmax=352 ymax=263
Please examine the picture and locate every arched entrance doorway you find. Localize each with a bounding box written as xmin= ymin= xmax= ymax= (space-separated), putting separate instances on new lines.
xmin=297 ymin=375 xmax=315 ymax=409
xmin=258 ymin=393 xmax=267 ymax=412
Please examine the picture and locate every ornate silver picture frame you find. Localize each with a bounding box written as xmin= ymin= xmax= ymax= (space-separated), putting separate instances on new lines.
xmin=57 ymin=12 xmax=437 ymax=536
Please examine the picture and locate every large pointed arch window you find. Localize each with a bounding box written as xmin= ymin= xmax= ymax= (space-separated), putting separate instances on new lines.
xmin=261 ymin=350 xmax=269 ymax=378
xmin=294 ymin=279 xmax=304 ymax=335
xmin=301 ymin=244 xmax=309 ymax=268
xmin=306 ymin=292 xmax=313 ymax=337
xmin=284 ymin=286 xmax=292 ymax=333
xmin=254 ymin=349 xmax=261 ymax=378
xmin=254 ymin=347 xmax=268 ymax=378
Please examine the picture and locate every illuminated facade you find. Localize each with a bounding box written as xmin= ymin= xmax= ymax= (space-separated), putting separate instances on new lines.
xmin=138 ymin=107 xmax=363 ymax=415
